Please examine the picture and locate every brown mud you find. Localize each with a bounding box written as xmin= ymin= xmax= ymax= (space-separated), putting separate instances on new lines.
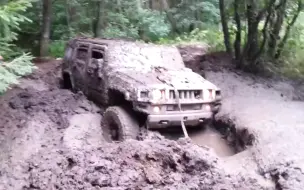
xmin=159 ymin=125 xmax=237 ymax=157
xmin=0 ymin=51 xmax=303 ymax=189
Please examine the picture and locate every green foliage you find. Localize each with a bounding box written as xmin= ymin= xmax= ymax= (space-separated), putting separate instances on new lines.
xmin=0 ymin=0 xmax=35 ymax=57
xmin=157 ymin=28 xmax=224 ymax=52
xmin=0 ymin=0 xmax=33 ymax=41
xmin=0 ymin=53 xmax=36 ymax=94
xmin=279 ymin=13 xmax=304 ymax=79
xmin=100 ymin=0 xmax=170 ymax=41
xmin=169 ymin=0 xmax=220 ymax=33
xmin=137 ymin=9 xmax=170 ymax=40
xmin=0 ymin=0 xmax=34 ymax=59
xmin=49 ymin=40 xmax=66 ymax=58
xmin=0 ymin=0 xmax=36 ymax=94
xmin=102 ymin=11 xmax=140 ymax=39
xmin=16 ymin=0 xmax=220 ymax=45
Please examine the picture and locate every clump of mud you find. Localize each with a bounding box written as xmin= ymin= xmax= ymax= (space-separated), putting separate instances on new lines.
xmin=17 ymin=133 xmax=263 ymax=190
xmin=7 ymin=88 xmax=100 ymax=129
xmin=213 ymin=116 xmax=255 ymax=153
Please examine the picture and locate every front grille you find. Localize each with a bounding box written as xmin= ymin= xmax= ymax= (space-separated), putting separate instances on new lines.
xmin=169 ymin=90 xmax=202 ymax=99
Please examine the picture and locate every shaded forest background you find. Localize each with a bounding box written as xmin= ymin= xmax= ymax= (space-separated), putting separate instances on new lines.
xmin=1 ymin=0 xmax=304 ymax=93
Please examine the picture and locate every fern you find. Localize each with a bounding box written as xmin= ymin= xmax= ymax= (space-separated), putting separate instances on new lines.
xmin=0 ymin=0 xmax=36 ymax=94
xmin=0 ymin=53 xmax=36 ymax=93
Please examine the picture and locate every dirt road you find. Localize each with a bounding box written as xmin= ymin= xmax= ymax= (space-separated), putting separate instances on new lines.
xmin=0 ymin=58 xmax=303 ymax=189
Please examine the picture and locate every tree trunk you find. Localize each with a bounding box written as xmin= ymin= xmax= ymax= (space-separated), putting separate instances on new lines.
xmin=160 ymin=0 xmax=179 ymax=34
xmin=276 ymin=0 xmax=303 ymax=59
xmin=219 ymin=0 xmax=232 ymax=56
xmin=254 ymin=1 xmax=274 ymax=61
xmin=234 ymin=0 xmax=241 ymax=64
xmin=65 ymin=0 xmax=72 ymax=38
xmin=241 ymin=0 xmax=276 ymax=70
xmin=95 ymin=0 xmax=104 ymax=37
xmin=40 ymin=0 xmax=52 ymax=57
xmin=246 ymin=0 xmax=259 ymax=60
xmin=268 ymin=0 xmax=287 ymax=58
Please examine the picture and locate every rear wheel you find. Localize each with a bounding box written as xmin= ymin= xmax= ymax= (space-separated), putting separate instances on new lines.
xmin=102 ymin=106 xmax=140 ymax=142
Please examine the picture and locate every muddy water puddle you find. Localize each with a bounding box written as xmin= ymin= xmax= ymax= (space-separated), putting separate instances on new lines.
xmin=159 ymin=125 xmax=236 ymax=157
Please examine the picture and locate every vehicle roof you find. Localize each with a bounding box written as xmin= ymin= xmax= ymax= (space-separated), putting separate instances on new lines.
xmin=71 ymin=37 xmax=186 ymax=70
xmin=71 ymin=37 xmax=136 ymax=45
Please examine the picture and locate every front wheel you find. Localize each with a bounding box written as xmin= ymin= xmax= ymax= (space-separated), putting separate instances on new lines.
xmin=62 ymin=72 xmax=74 ymax=90
xmin=102 ymin=106 xmax=140 ymax=142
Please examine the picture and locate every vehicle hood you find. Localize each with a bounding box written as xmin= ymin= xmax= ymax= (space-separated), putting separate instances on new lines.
xmin=109 ymin=67 xmax=219 ymax=90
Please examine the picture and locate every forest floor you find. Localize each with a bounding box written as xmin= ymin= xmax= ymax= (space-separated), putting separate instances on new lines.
xmin=0 ymin=54 xmax=304 ymax=190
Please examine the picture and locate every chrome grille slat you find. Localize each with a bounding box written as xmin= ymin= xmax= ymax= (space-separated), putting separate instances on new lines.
xmin=169 ymin=90 xmax=202 ymax=100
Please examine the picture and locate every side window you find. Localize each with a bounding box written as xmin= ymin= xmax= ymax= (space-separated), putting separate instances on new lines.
xmin=92 ymin=49 xmax=104 ymax=60
xmin=76 ymin=45 xmax=89 ymax=62
xmin=91 ymin=48 xmax=105 ymax=69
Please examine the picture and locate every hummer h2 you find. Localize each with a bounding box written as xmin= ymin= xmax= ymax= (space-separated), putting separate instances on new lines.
xmin=62 ymin=37 xmax=221 ymax=142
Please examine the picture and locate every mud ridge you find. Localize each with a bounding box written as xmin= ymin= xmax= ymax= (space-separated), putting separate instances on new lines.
xmin=213 ymin=116 xmax=255 ymax=153
xmin=20 ymin=133 xmax=265 ymax=190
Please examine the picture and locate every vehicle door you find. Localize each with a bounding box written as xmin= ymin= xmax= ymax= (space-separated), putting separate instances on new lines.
xmin=71 ymin=43 xmax=90 ymax=93
xmin=86 ymin=44 xmax=107 ymax=104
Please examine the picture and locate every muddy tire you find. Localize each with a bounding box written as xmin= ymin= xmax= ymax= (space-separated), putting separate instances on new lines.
xmin=62 ymin=72 xmax=73 ymax=90
xmin=102 ymin=106 xmax=140 ymax=142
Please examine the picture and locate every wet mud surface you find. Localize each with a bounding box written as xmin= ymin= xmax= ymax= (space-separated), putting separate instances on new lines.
xmin=159 ymin=126 xmax=237 ymax=157
xmin=0 ymin=57 xmax=303 ymax=189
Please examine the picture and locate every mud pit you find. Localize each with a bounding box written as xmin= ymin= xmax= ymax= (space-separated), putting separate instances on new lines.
xmin=0 ymin=56 xmax=303 ymax=190
xmin=158 ymin=125 xmax=238 ymax=158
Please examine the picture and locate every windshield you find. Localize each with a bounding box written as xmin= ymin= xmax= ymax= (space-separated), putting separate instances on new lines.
xmin=107 ymin=42 xmax=185 ymax=70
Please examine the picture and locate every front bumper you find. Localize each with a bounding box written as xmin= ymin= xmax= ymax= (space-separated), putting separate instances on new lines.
xmin=135 ymin=101 xmax=221 ymax=129
xmin=147 ymin=111 xmax=213 ymax=129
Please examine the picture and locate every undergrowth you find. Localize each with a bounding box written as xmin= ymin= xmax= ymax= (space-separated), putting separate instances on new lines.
xmin=157 ymin=28 xmax=225 ymax=52
xmin=278 ymin=14 xmax=304 ymax=79
xmin=49 ymin=40 xmax=66 ymax=58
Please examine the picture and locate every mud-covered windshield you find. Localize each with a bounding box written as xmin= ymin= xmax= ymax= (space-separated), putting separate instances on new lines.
xmin=107 ymin=42 xmax=185 ymax=70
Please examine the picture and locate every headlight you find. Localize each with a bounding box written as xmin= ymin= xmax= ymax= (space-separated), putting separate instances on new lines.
xmin=151 ymin=90 xmax=162 ymax=100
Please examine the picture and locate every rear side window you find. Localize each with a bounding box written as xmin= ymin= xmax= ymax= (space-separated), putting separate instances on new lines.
xmin=76 ymin=46 xmax=89 ymax=61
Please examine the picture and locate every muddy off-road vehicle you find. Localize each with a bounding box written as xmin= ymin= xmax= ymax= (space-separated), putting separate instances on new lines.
xmin=62 ymin=37 xmax=222 ymax=142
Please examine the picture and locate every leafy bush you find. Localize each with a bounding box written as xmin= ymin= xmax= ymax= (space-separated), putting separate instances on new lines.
xmin=137 ymin=9 xmax=170 ymax=41
xmin=49 ymin=40 xmax=67 ymax=58
xmin=277 ymin=13 xmax=304 ymax=79
xmin=169 ymin=0 xmax=220 ymax=33
xmin=157 ymin=27 xmax=224 ymax=52
xmin=102 ymin=1 xmax=170 ymax=41
xmin=0 ymin=0 xmax=36 ymax=94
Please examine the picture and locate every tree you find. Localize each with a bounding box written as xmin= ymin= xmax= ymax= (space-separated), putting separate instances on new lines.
xmin=219 ymin=0 xmax=232 ymax=55
xmin=40 ymin=0 xmax=52 ymax=57
xmin=94 ymin=0 xmax=105 ymax=37
xmin=219 ymin=0 xmax=304 ymax=72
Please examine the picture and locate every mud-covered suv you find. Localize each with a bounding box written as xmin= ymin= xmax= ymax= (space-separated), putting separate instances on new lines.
xmin=62 ymin=37 xmax=222 ymax=142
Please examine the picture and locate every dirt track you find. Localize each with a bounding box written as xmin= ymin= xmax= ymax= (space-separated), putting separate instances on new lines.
xmin=0 ymin=59 xmax=303 ymax=189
